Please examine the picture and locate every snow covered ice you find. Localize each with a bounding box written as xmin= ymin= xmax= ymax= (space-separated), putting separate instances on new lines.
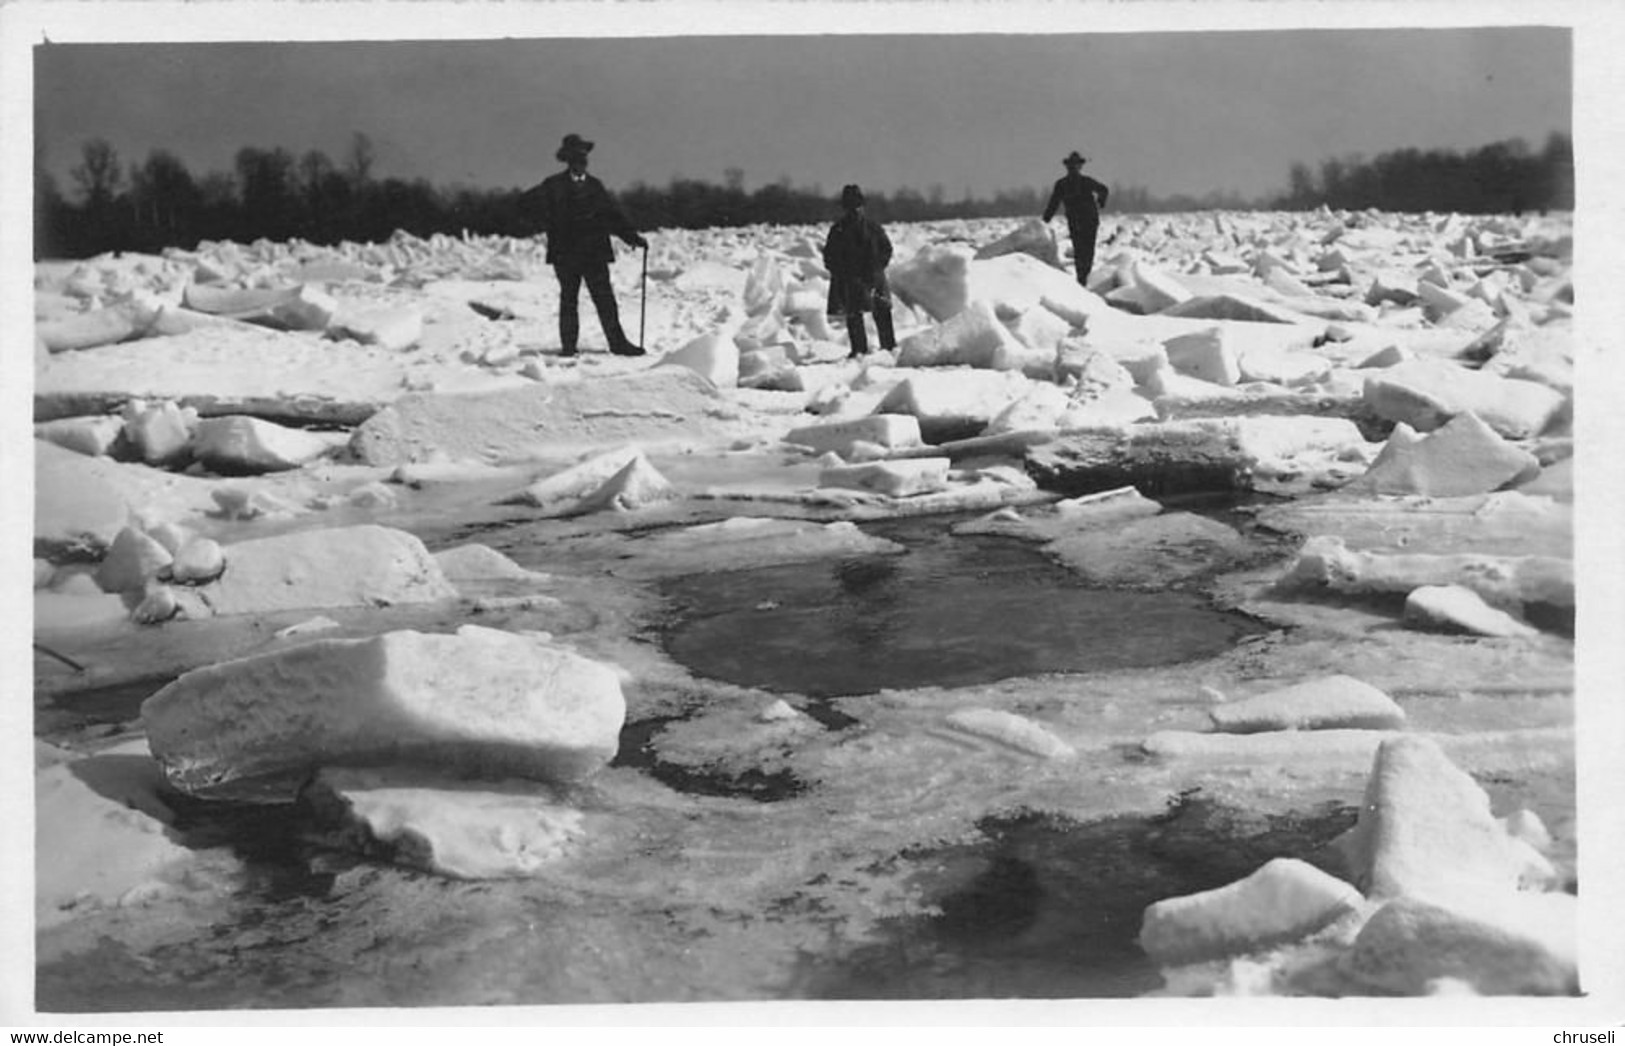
xmin=31 ymin=206 xmax=1582 ymax=1006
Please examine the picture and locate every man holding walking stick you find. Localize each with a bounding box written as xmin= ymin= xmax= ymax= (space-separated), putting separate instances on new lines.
xmin=521 ymin=133 xmax=648 ymax=357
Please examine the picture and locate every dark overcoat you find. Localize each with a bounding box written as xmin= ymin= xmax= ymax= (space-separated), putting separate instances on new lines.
xmin=1042 ymin=172 xmax=1110 ymax=229
xmin=822 ymin=212 xmax=894 ymax=318
xmin=522 ymin=171 xmax=639 ymax=265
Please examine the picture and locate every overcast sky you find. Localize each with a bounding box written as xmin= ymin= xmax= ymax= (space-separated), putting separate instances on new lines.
xmin=33 ymin=24 xmax=1570 ymax=204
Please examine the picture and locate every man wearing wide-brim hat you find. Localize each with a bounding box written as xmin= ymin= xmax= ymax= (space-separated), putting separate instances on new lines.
xmin=822 ymin=184 xmax=897 ymax=358
xmin=1042 ymin=150 xmax=1111 ymax=287
xmin=521 ymin=133 xmax=649 ymax=357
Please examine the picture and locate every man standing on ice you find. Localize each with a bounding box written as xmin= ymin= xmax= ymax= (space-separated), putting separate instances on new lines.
xmin=1042 ymin=150 xmax=1110 ymax=287
xmin=823 ymin=184 xmax=897 ymax=358
xmin=525 ymin=133 xmax=648 ymax=357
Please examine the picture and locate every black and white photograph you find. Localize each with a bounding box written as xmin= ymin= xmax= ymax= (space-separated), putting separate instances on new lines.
xmin=5 ymin=0 xmax=1624 ymax=1029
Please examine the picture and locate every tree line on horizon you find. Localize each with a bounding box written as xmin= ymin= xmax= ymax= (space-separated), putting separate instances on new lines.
xmin=34 ymin=130 xmax=1575 ymax=261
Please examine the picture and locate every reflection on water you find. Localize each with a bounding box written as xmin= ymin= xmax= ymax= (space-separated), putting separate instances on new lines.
xmin=35 ymin=516 xmax=1288 ymax=1010
xmin=661 ymin=528 xmax=1266 ymax=698
xmin=797 ymin=800 xmax=1360 ymax=1000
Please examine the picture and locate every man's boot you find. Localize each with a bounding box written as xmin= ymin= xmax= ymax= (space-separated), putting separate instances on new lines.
xmin=846 ymin=314 xmax=869 ymax=358
xmin=601 ymin=310 xmax=646 ymax=357
xmin=874 ymin=306 xmax=897 ymax=353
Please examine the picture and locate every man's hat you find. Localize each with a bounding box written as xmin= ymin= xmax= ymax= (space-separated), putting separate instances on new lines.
xmin=1063 ymin=151 xmax=1087 ymax=166
xmin=840 ymin=184 xmax=866 ymax=209
xmin=557 ymin=134 xmax=595 ymax=162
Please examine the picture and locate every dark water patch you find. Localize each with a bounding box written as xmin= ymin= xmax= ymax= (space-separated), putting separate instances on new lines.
xmin=1522 ymin=602 xmax=1575 ymax=638
xmin=661 ymin=525 xmax=1267 ymax=698
xmin=36 ymin=934 xmax=327 ymax=1014
xmin=163 ymin=789 xmax=342 ymax=901
xmin=795 ymin=795 xmax=1359 ymax=1000
xmin=1025 ymin=445 xmax=1248 ymax=500
xmin=611 ymin=716 xmax=809 ymax=803
xmin=1159 ymin=489 xmax=1293 ymax=536
xmin=40 ymin=673 xmax=177 ymax=731
xmin=1274 ymin=585 xmax=1412 ymax=620
xmin=793 ymin=701 xmax=861 ymax=731
xmin=418 ymin=514 xmax=537 ymax=554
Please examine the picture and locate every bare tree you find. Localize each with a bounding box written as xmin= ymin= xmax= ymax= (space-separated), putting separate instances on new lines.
xmin=299 ymin=148 xmax=336 ymax=200
xmin=235 ymin=146 xmax=298 ymax=238
xmin=71 ymin=137 xmax=123 ymax=208
xmin=345 ymin=131 xmax=376 ymax=188
xmin=129 ymin=149 xmax=199 ymax=234
xmin=298 ymin=148 xmax=349 ymax=232
xmin=1286 ymin=162 xmax=1318 ymax=209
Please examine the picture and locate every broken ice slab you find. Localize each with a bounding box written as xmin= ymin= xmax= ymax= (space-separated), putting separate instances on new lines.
xmin=190 ymin=415 xmax=333 ymax=474
xmin=1162 ymin=292 xmax=1307 ymax=325
xmin=562 ymin=453 xmax=677 ymax=517
xmin=660 ymin=329 xmax=739 ymax=388
xmin=432 ymin=543 xmax=547 ymax=584
xmin=1054 ymin=485 xmax=1162 ymax=522
xmin=1340 ymin=892 xmax=1576 ymax=995
xmin=142 ymin=624 xmax=626 ymax=794
xmin=34 ymin=415 xmax=126 ymax=458
xmin=306 ymin=766 xmax=586 ymax=879
xmin=1347 ymin=411 xmax=1539 ymax=498
xmin=1403 ymin=584 xmax=1541 ymax=639
xmin=610 ymin=518 xmax=905 ymax=579
xmin=895 ymin=299 xmax=1026 ymax=369
xmin=123 ymin=400 xmax=195 ymax=467
xmin=33 ymin=441 xmax=187 ymax=560
xmin=515 ymin=446 xmax=646 ymax=514
xmin=1004 ymin=305 xmax=1073 ymax=357
xmin=1139 ymin=857 xmax=1365 ymax=966
xmin=37 ymin=300 xmax=159 ymax=353
xmin=818 ymin=457 xmax=952 ymax=498
xmin=1336 ymin=735 xmax=1556 ymax=903
xmin=875 ymin=368 xmax=1033 ymax=443
xmin=181 ymin=283 xmax=301 ymax=316
xmin=92 ymin=525 xmax=173 ymax=595
xmin=944 ymin=708 xmax=1076 ymax=760
xmin=888 ymin=245 xmax=1111 ymax=327
xmin=1162 ymin=327 xmax=1241 ymax=386
xmin=1142 ymin=729 xmax=1401 ymax=765
xmin=169 ymin=536 xmax=226 ymax=585
xmin=1362 ymin=358 xmax=1567 ymax=439
xmin=350 ymin=369 xmax=729 ymax=467
xmin=1278 ymin=536 xmax=1573 ymax=609
xmin=972 ymin=217 xmax=1063 ymax=268
xmin=1208 ymin=675 xmax=1406 ymax=734
xmin=35 ymin=740 xmax=195 ymax=928
xmin=1122 ymin=260 xmax=1195 ymax=314
xmin=175 ymin=523 xmax=458 ymax=616
xmin=784 ymin=414 xmax=923 ymax=457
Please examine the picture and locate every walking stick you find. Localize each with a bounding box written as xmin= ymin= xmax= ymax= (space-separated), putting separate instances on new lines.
xmin=639 ymin=242 xmax=648 ymax=350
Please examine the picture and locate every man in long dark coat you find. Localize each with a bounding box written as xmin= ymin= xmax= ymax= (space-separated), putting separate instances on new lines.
xmin=523 ymin=133 xmax=648 ymax=357
xmin=822 ymin=184 xmax=896 ymax=358
xmin=1042 ymin=150 xmax=1110 ymax=287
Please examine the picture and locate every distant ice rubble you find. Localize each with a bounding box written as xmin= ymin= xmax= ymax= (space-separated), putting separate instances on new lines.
xmin=35 ymin=209 xmax=1573 ymax=529
xmin=34 ymin=211 xmax=1574 ymax=640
